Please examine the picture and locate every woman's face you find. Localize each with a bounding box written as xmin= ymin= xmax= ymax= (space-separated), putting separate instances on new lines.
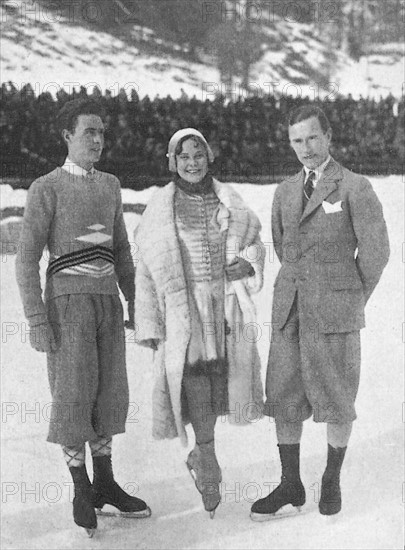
xmin=176 ymin=138 xmax=208 ymax=184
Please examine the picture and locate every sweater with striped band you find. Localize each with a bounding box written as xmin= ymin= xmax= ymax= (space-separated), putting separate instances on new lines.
xmin=16 ymin=167 xmax=134 ymax=327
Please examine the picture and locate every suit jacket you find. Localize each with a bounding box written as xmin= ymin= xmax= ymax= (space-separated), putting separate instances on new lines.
xmin=271 ymin=158 xmax=390 ymax=333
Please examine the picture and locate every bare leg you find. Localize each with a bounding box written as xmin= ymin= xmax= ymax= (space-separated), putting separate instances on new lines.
xmin=275 ymin=419 xmax=303 ymax=445
xmin=327 ymin=421 xmax=353 ymax=448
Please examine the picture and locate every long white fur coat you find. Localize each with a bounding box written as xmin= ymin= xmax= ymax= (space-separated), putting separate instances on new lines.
xmin=134 ymin=180 xmax=265 ymax=446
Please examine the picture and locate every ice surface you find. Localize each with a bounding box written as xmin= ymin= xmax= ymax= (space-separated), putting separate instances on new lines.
xmin=1 ymin=177 xmax=403 ymax=549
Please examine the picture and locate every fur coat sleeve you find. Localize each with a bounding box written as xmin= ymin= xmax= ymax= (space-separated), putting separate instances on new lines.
xmin=135 ymin=256 xmax=165 ymax=344
xmin=134 ymin=180 xmax=265 ymax=445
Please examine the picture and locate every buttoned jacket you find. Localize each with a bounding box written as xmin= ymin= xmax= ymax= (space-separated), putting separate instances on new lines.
xmin=271 ymin=158 xmax=390 ymax=333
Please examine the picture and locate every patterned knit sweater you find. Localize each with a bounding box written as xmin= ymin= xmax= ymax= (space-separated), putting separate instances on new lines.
xmin=16 ymin=167 xmax=134 ymax=326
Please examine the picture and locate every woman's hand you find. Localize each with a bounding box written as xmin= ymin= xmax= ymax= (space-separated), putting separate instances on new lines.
xmin=141 ymin=339 xmax=158 ymax=351
xmin=225 ymin=257 xmax=255 ymax=282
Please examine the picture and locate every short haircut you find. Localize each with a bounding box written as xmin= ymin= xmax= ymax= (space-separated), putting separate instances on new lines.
xmin=56 ymin=99 xmax=105 ymax=135
xmin=174 ymin=135 xmax=209 ymax=158
xmin=288 ymin=105 xmax=331 ymax=134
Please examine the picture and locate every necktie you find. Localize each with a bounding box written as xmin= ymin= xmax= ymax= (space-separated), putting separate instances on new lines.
xmin=303 ymin=170 xmax=315 ymax=202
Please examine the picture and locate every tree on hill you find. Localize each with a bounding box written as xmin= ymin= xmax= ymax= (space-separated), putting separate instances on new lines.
xmin=31 ymin=0 xmax=404 ymax=91
xmin=315 ymin=0 xmax=404 ymax=60
xmin=99 ymin=0 xmax=219 ymax=58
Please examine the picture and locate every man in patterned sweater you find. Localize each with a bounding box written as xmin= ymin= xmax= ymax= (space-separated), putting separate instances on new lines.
xmin=16 ymin=99 xmax=151 ymax=536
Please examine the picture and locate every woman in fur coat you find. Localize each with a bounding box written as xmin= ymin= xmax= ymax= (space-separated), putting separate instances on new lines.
xmin=135 ymin=128 xmax=265 ymax=516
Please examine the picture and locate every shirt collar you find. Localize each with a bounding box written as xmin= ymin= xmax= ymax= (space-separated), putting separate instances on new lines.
xmin=303 ymin=154 xmax=331 ymax=187
xmin=61 ymin=158 xmax=96 ymax=177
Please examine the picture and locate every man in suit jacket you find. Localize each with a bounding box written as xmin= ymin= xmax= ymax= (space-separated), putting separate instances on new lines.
xmin=251 ymin=105 xmax=390 ymax=520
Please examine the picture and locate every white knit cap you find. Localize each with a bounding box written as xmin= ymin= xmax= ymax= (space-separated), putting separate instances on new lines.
xmin=167 ymin=128 xmax=214 ymax=172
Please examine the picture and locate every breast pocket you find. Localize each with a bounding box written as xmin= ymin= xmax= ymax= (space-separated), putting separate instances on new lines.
xmin=320 ymin=208 xmax=346 ymax=239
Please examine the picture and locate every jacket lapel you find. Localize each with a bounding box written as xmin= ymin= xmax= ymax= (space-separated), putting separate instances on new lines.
xmin=288 ymin=171 xmax=305 ymax=225
xmin=299 ymin=158 xmax=342 ymax=224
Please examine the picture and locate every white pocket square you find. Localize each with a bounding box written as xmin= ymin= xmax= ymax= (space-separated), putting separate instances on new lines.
xmin=322 ymin=200 xmax=342 ymax=213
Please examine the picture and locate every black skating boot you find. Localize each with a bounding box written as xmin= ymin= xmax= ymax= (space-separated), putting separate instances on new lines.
xmin=69 ymin=465 xmax=97 ymax=537
xmin=186 ymin=440 xmax=222 ymax=518
xmin=91 ymin=455 xmax=151 ymax=518
xmin=319 ymin=444 xmax=347 ymax=516
xmin=250 ymin=444 xmax=306 ymax=521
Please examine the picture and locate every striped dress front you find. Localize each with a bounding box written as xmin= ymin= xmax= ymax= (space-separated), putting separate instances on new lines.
xmin=174 ymin=184 xmax=227 ymax=375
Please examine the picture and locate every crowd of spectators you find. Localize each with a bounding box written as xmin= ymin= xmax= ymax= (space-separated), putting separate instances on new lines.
xmin=1 ymin=82 xmax=403 ymax=188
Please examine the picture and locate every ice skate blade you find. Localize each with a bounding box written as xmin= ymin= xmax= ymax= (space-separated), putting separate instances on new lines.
xmin=206 ymin=499 xmax=221 ymax=519
xmin=319 ymin=508 xmax=341 ymax=519
xmin=186 ymin=461 xmax=220 ymax=517
xmin=250 ymin=505 xmax=303 ymax=522
xmin=186 ymin=460 xmax=197 ymax=482
xmin=85 ymin=528 xmax=95 ymax=538
xmin=96 ymin=506 xmax=152 ymax=519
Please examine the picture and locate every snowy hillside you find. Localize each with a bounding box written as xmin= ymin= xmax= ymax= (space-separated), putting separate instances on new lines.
xmin=0 ymin=0 xmax=217 ymax=99
xmin=1 ymin=0 xmax=403 ymax=99
xmin=336 ymin=47 xmax=404 ymax=99
xmin=1 ymin=177 xmax=404 ymax=549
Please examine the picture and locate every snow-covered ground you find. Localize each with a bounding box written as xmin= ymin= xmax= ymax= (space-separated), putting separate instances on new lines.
xmin=336 ymin=52 xmax=404 ymax=99
xmin=1 ymin=177 xmax=404 ymax=549
xmin=1 ymin=0 xmax=403 ymax=99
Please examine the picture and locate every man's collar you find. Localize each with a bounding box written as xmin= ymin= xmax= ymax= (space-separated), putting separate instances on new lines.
xmin=303 ymin=154 xmax=331 ymax=186
xmin=61 ymin=158 xmax=95 ymax=177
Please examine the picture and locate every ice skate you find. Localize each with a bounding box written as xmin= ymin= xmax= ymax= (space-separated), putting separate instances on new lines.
xmin=91 ymin=455 xmax=151 ymax=518
xmin=69 ymin=465 xmax=97 ymax=537
xmin=250 ymin=477 xmax=305 ymax=521
xmin=319 ymin=444 xmax=347 ymax=516
xmin=186 ymin=440 xmax=222 ymax=518
xmin=250 ymin=444 xmax=305 ymax=522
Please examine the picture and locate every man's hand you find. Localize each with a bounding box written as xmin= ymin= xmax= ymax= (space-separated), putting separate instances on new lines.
xmin=225 ymin=257 xmax=255 ymax=282
xmin=124 ymin=301 xmax=135 ymax=330
xmin=29 ymin=322 xmax=58 ymax=353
